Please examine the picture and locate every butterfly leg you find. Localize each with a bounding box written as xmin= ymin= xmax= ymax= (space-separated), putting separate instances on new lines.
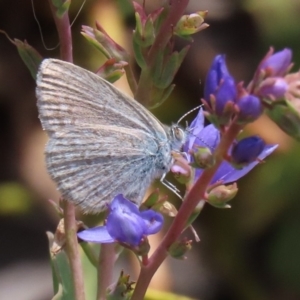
xmin=160 ymin=173 xmax=182 ymax=200
xmin=160 ymin=173 xmax=201 ymax=242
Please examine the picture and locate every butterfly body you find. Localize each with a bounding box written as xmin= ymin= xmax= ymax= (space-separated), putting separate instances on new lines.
xmin=36 ymin=59 xmax=185 ymax=213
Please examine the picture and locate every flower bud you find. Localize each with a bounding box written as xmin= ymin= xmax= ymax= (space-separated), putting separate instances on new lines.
xmin=174 ymin=11 xmax=209 ymax=38
xmin=156 ymin=201 xmax=178 ymax=218
xmin=190 ymin=146 xmax=215 ymax=169
xmin=248 ymin=48 xmax=293 ymax=97
xmin=231 ymin=136 xmax=265 ymax=167
xmin=204 ymin=55 xmax=235 ymax=102
xmin=207 ymin=183 xmax=238 ymax=208
xmin=131 ymin=236 xmax=151 ymax=256
xmin=141 ymin=192 xmax=177 ymax=218
xmin=107 ymin=270 xmax=134 ymax=299
xmin=168 ymin=238 xmax=192 ymax=260
xmin=236 ymin=94 xmax=262 ymax=123
xmin=172 ymin=167 xmax=192 ymax=184
xmin=132 ymin=2 xmax=163 ymax=48
xmin=260 ymin=48 xmax=292 ymax=77
xmin=258 ymin=77 xmax=288 ymax=100
xmin=81 ymin=23 xmax=128 ymax=62
xmin=183 ymin=200 xmax=206 ymax=232
xmin=133 ymin=12 xmax=155 ymax=47
xmin=214 ymin=76 xmax=237 ymax=115
xmin=95 ymin=58 xmax=127 ymax=83
xmin=203 ymin=55 xmax=237 ymax=126
xmin=171 ymin=154 xmax=192 ymax=184
xmin=141 ymin=190 xmax=160 ymax=209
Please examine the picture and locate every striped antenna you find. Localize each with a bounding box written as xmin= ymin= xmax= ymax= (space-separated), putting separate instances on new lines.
xmin=177 ymin=104 xmax=203 ymax=124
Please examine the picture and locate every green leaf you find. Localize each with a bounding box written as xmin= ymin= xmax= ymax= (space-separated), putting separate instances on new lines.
xmin=81 ymin=31 xmax=111 ymax=59
xmin=133 ymin=14 xmax=155 ymax=48
xmin=141 ymin=190 xmax=160 ymax=208
xmin=152 ymin=7 xmax=167 ymax=33
xmin=14 ymin=39 xmax=43 ymax=79
xmin=267 ymin=101 xmax=300 ymax=141
xmin=47 ymin=232 xmax=75 ymax=300
xmin=142 ymin=18 xmax=155 ymax=47
xmin=132 ymin=40 xmax=147 ymax=69
xmin=81 ymin=244 xmax=98 ymax=300
xmin=151 ymin=46 xmax=189 ymax=89
xmin=80 ymin=242 xmax=98 ymax=268
xmin=151 ymin=49 xmax=164 ymax=85
xmin=103 ymin=69 xmax=125 ymax=83
xmin=52 ymin=284 xmax=64 ymax=300
xmin=159 ymin=46 xmax=189 ymax=89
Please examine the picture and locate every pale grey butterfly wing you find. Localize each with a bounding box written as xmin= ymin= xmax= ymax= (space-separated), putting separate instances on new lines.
xmin=36 ymin=59 xmax=174 ymax=213
xmin=36 ymin=59 xmax=163 ymax=135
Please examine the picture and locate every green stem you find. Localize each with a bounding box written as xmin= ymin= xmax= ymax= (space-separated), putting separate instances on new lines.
xmin=131 ymin=122 xmax=242 ymax=299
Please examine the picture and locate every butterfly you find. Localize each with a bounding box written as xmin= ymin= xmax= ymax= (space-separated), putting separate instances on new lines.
xmin=36 ymin=59 xmax=186 ymax=213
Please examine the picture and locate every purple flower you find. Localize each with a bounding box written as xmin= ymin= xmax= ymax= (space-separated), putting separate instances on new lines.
xmin=183 ymin=109 xmax=278 ymax=184
xmin=231 ymin=136 xmax=265 ymax=165
xmin=77 ymin=194 xmax=163 ymax=246
xmin=204 ymin=55 xmax=236 ymax=115
xmin=260 ymin=48 xmax=292 ymax=77
xmin=237 ymin=94 xmax=263 ymax=121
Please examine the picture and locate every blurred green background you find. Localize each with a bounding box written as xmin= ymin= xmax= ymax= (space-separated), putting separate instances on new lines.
xmin=1 ymin=0 xmax=300 ymax=299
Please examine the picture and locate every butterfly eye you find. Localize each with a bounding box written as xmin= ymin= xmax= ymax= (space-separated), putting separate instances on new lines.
xmin=174 ymin=127 xmax=185 ymax=141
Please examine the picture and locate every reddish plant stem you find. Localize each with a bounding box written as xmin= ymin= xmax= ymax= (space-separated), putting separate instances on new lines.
xmin=47 ymin=1 xmax=73 ymax=62
xmin=131 ymin=122 xmax=242 ymax=300
xmin=135 ymin=0 xmax=189 ymax=105
xmin=47 ymin=2 xmax=85 ymax=300
xmin=147 ymin=0 xmax=189 ymax=67
xmin=63 ymin=202 xmax=85 ymax=300
xmin=141 ymin=254 xmax=149 ymax=266
xmin=97 ymin=244 xmax=117 ymax=300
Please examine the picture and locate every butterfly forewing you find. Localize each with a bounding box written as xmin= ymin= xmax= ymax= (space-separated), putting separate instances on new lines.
xmin=37 ymin=59 xmax=165 ymax=137
xmin=36 ymin=59 xmax=173 ymax=212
